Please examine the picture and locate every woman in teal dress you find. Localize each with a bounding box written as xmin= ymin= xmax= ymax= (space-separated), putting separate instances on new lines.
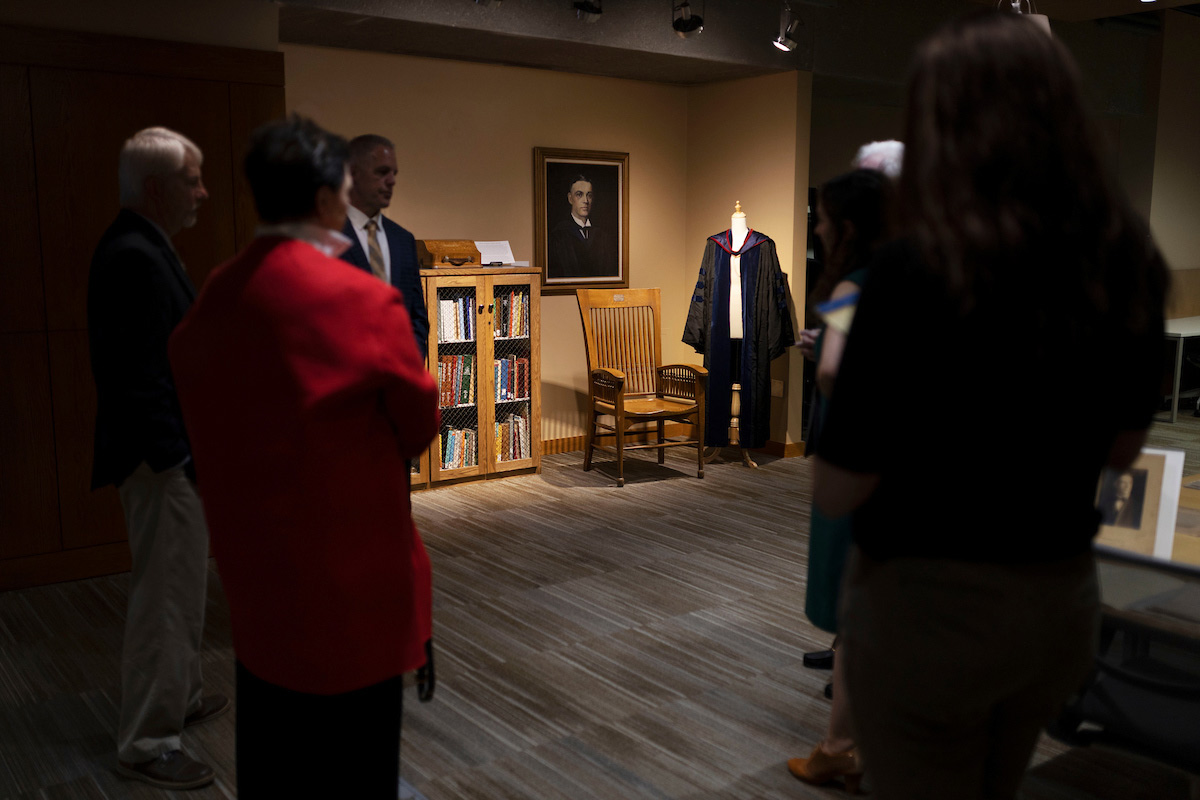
xmin=790 ymin=168 xmax=893 ymax=792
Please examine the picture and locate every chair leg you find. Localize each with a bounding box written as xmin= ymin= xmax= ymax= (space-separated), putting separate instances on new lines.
xmin=615 ymin=416 xmax=625 ymax=487
xmin=696 ymin=414 xmax=705 ymax=480
xmin=583 ymin=410 xmax=595 ymax=471
xmin=657 ymin=420 xmax=665 ymax=465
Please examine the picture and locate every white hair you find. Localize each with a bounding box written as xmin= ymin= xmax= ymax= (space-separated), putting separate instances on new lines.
xmin=118 ymin=127 xmax=202 ymax=207
xmin=852 ymin=140 xmax=904 ymax=179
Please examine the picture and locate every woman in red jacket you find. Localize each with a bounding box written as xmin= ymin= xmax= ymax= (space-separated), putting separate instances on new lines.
xmin=169 ymin=116 xmax=439 ymax=798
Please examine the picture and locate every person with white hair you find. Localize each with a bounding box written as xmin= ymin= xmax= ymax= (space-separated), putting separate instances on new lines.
xmin=88 ymin=126 xmax=226 ymax=790
xmin=852 ymin=139 xmax=904 ymax=180
xmin=797 ymin=139 xmax=904 ymax=362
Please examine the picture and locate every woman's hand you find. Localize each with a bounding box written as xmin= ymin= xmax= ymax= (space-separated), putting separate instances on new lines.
xmin=797 ymin=328 xmax=820 ymax=361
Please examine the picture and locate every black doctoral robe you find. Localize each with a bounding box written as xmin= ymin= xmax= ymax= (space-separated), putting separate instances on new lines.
xmin=682 ymin=230 xmax=794 ymax=449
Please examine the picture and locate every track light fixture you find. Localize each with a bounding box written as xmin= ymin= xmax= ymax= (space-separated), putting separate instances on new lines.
xmin=474 ymin=0 xmax=501 ymax=7
xmin=574 ymin=0 xmax=602 ymax=22
xmin=998 ymin=0 xmax=1051 ymax=34
xmin=772 ymin=0 xmax=802 ymax=51
xmin=672 ymin=1 xmax=704 ymax=38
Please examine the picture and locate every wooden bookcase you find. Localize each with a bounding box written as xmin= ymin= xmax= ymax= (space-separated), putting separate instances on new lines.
xmin=421 ymin=266 xmax=541 ymax=485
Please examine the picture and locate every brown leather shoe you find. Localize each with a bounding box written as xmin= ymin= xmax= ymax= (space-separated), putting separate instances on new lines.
xmin=184 ymin=693 xmax=231 ymax=728
xmin=117 ymin=750 xmax=214 ymax=790
xmin=788 ymin=744 xmax=864 ymax=794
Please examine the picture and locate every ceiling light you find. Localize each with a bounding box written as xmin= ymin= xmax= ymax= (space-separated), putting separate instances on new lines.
xmin=773 ymin=1 xmax=802 ymax=51
xmin=574 ymin=0 xmax=602 ymax=22
xmin=999 ymin=0 xmax=1051 ymax=35
xmin=672 ymin=1 xmax=704 ymax=38
xmin=474 ymin=0 xmax=501 ymax=7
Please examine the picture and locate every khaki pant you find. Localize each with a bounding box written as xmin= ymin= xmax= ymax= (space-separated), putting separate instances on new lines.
xmin=841 ymin=549 xmax=1098 ymax=800
xmin=116 ymin=461 xmax=210 ymax=763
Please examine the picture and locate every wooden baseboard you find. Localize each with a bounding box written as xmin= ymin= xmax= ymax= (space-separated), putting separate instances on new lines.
xmin=549 ymin=431 xmax=808 ymax=458
xmin=764 ymin=440 xmax=807 ymax=458
xmin=0 ymin=541 xmax=131 ymax=592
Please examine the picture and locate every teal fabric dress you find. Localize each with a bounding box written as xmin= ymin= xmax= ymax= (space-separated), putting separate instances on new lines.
xmin=804 ymin=267 xmax=868 ymax=634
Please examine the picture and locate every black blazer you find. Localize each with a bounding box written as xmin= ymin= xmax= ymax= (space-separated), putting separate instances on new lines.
xmin=340 ymin=216 xmax=430 ymax=355
xmin=87 ymin=210 xmax=196 ymax=489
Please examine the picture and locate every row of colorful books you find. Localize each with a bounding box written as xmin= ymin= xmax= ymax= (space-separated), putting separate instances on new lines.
xmin=494 ymin=355 xmax=530 ymax=402
xmin=437 ymin=296 xmax=476 ymax=343
xmin=495 ymin=411 xmax=531 ymax=462
xmin=493 ymin=290 xmax=529 ymax=339
xmin=440 ymin=427 xmax=478 ymax=469
xmin=438 ymin=354 xmax=476 ymax=408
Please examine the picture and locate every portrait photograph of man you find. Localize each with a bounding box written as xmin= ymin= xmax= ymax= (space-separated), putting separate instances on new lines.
xmin=1098 ymin=468 xmax=1148 ymax=530
xmin=535 ymin=149 xmax=627 ymax=290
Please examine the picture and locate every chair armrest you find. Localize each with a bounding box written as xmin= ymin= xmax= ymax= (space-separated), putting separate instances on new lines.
xmin=591 ymin=367 xmax=625 ymax=405
xmin=656 ymin=364 xmax=707 ymax=400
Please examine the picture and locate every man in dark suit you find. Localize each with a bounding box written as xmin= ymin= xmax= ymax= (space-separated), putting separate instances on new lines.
xmin=1099 ymin=469 xmax=1145 ymax=529
xmin=547 ymin=174 xmax=614 ymax=279
xmin=87 ymin=127 xmax=228 ymax=790
xmin=340 ymin=134 xmax=429 ymax=354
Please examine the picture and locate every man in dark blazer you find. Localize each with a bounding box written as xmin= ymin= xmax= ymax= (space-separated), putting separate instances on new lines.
xmin=340 ymin=134 xmax=429 ymax=354
xmin=87 ymin=127 xmax=227 ymax=790
xmin=547 ymin=174 xmax=615 ymax=280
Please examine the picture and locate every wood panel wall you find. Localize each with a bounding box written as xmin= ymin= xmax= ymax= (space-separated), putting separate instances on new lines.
xmin=0 ymin=24 xmax=285 ymax=591
xmin=1168 ymin=268 xmax=1200 ymax=319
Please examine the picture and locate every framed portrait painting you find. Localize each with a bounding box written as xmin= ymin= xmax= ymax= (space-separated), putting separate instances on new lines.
xmin=1095 ymin=447 xmax=1185 ymax=560
xmin=533 ymin=147 xmax=629 ymax=295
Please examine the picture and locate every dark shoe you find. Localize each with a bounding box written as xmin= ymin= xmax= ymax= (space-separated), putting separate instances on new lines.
xmin=824 ymin=682 xmax=834 ymax=700
xmin=788 ymin=743 xmax=863 ymax=794
xmin=184 ymin=693 xmax=230 ymax=728
xmin=803 ymin=649 xmax=835 ymax=670
xmin=117 ymin=750 xmax=214 ymax=790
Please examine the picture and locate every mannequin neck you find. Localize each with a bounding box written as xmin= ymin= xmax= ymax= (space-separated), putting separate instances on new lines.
xmin=730 ymin=216 xmax=749 ymax=250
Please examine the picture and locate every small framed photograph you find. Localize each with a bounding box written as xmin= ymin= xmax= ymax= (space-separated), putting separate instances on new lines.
xmin=533 ymin=147 xmax=629 ymax=295
xmin=1095 ymin=447 xmax=1185 ymax=559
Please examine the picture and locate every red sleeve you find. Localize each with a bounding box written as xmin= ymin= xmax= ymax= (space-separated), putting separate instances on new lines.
xmin=374 ymin=290 xmax=440 ymax=458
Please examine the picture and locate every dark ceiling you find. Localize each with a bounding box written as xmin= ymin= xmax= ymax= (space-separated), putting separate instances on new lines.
xmin=278 ymin=0 xmax=1188 ymax=100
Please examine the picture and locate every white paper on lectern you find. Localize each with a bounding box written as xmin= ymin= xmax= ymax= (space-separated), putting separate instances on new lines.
xmin=475 ymin=241 xmax=515 ymax=265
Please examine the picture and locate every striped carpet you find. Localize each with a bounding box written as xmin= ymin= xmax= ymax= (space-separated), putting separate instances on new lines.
xmin=0 ymin=446 xmax=1193 ymax=798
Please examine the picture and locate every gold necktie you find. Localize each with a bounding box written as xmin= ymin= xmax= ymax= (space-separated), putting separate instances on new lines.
xmin=365 ymin=219 xmax=386 ymax=281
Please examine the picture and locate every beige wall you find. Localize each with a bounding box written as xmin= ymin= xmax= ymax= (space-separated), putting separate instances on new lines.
xmin=285 ymin=45 xmax=692 ymax=443
xmin=0 ymin=0 xmax=278 ymax=51
xmin=1150 ymin=10 xmax=1200 ymax=273
xmin=285 ymin=46 xmax=814 ymax=446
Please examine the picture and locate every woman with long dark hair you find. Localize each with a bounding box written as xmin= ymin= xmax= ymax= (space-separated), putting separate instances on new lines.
xmin=813 ymin=11 xmax=1168 ymax=799
xmin=788 ymin=168 xmax=892 ymax=794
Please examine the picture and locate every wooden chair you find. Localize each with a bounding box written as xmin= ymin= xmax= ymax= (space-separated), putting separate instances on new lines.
xmin=576 ymin=288 xmax=707 ymax=487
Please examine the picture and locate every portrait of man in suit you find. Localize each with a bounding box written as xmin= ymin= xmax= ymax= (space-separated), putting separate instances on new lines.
xmin=340 ymin=134 xmax=430 ymax=354
xmin=540 ymin=155 xmax=624 ymax=286
xmin=1098 ymin=468 xmax=1147 ymax=530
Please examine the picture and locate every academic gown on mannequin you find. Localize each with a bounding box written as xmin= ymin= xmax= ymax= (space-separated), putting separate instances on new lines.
xmin=683 ymin=230 xmax=794 ymax=449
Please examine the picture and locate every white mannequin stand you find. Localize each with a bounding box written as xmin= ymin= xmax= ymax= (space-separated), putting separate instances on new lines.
xmin=704 ymin=202 xmax=758 ymax=469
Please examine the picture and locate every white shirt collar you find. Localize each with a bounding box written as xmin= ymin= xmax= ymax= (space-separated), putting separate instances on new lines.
xmin=255 ymin=221 xmax=352 ymax=259
xmin=346 ymin=204 xmax=383 ymax=231
xmin=571 ymin=212 xmax=592 ymax=229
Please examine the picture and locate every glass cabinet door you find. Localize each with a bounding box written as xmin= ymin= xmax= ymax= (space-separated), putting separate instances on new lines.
xmin=490 ymin=277 xmax=536 ymax=471
xmin=432 ymin=278 xmax=482 ymax=479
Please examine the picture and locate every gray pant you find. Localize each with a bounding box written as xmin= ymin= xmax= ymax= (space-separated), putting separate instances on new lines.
xmin=841 ymin=548 xmax=1098 ymax=800
xmin=116 ymin=461 xmax=210 ymax=763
